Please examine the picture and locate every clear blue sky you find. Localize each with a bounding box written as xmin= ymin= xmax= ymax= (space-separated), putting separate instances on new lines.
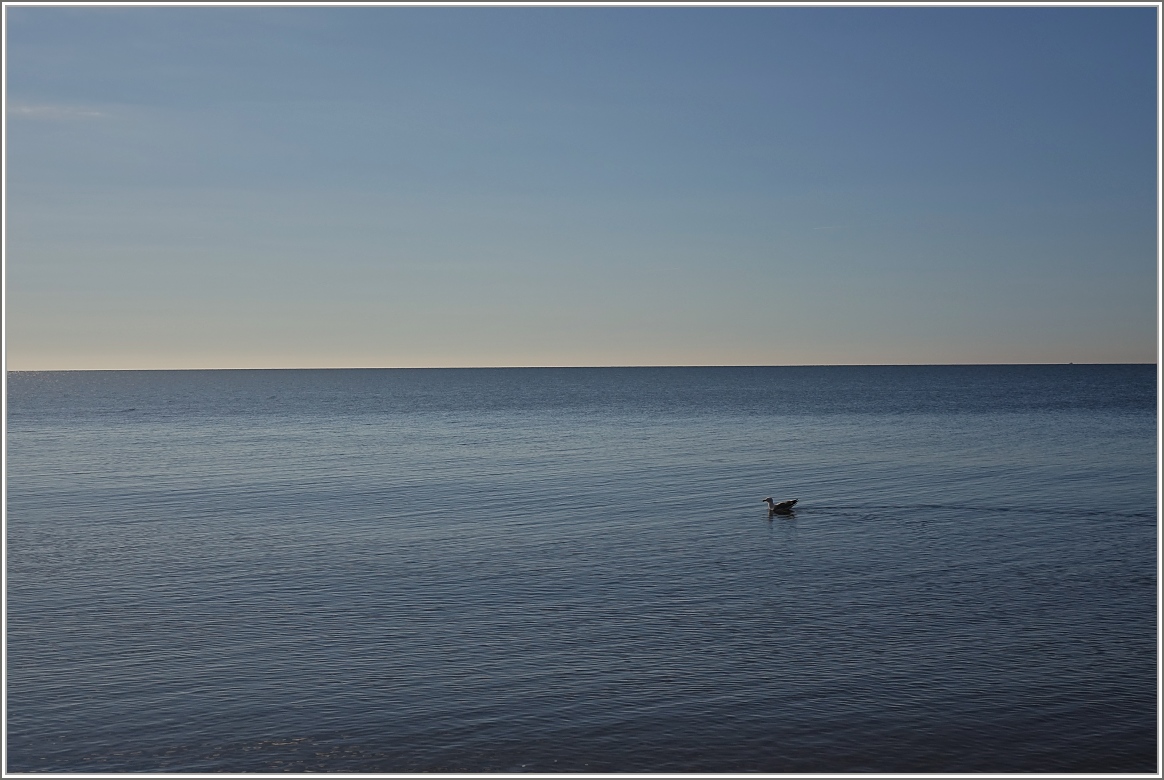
xmin=5 ymin=5 xmax=1158 ymax=369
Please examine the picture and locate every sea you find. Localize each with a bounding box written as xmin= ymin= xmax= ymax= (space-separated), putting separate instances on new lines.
xmin=5 ymin=365 xmax=1158 ymax=773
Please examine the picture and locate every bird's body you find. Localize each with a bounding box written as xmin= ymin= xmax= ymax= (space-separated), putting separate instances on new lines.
xmin=762 ymin=497 xmax=798 ymax=515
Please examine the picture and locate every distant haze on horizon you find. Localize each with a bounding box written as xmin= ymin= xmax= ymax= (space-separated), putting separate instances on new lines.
xmin=5 ymin=6 xmax=1159 ymax=371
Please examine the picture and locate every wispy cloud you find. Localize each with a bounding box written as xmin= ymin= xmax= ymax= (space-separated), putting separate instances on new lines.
xmin=8 ymin=103 xmax=107 ymax=120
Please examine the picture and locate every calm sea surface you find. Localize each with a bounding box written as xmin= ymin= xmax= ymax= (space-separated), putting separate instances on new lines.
xmin=6 ymin=365 xmax=1158 ymax=773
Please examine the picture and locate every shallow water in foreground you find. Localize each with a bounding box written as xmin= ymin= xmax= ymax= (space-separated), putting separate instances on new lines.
xmin=6 ymin=365 xmax=1157 ymax=772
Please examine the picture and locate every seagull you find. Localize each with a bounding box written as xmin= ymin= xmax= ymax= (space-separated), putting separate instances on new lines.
xmin=763 ymin=497 xmax=798 ymax=516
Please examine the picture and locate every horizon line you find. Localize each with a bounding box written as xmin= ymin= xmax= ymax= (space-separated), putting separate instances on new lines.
xmin=5 ymin=362 xmax=1158 ymax=373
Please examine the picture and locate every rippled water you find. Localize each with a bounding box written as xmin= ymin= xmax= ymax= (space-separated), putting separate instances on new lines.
xmin=6 ymin=365 xmax=1157 ymax=772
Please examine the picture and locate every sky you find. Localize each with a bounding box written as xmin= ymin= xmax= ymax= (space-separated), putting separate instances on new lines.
xmin=4 ymin=5 xmax=1159 ymax=369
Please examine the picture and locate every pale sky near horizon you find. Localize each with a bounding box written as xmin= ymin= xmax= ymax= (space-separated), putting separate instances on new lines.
xmin=5 ymin=5 xmax=1159 ymax=370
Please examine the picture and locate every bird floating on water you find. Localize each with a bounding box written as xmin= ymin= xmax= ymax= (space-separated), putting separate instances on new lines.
xmin=763 ymin=497 xmax=798 ymax=516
